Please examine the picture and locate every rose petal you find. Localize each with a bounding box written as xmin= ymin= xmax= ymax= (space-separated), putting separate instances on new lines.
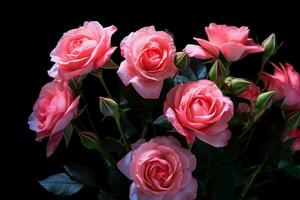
xmin=46 ymin=130 xmax=64 ymax=157
xmin=131 ymin=77 xmax=163 ymax=99
xmin=196 ymin=128 xmax=231 ymax=147
xmin=184 ymin=44 xmax=213 ymax=60
xmin=117 ymin=151 xmax=133 ymax=180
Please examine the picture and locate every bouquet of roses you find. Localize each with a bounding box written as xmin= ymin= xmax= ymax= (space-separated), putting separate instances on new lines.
xmin=28 ymin=21 xmax=300 ymax=200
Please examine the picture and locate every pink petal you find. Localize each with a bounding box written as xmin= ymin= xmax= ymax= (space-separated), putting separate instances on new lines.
xmin=184 ymin=44 xmax=213 ymax=59
xmin=94 ymin=46 xmax=117 ymax=68
xmin=196 ymin=128 xmax=231 ymax=147
xmin=164 ymin=106 xmax=196 ymax=144
xmin=131 ymin=138 xmax=147 ymax=149
xmin=165 ymin=177 xmax=198 ymax=200
xmin=117 ymin=151 xmax=133 ymax=180
xmin=194 ymin=38 xmax=220 ymax=58
xmin=131 ymin=77 xmax=163 ymax=99
xmin=129 ymin=183 xmax=163 ymax=200
xmin=46 ymin=130 xmax=64 ymax=157
xmin=51 ymin=96 xmax=80 ymax=134
xmin=117 ymin=60 xmax=136 ymax=86
xmin=221 ymin=41 xmax=264 ymax=61
xmin=48 ymin=64 xmax=59 ymax=79
xmin=291 ymin=138 xmax=300 ymax=153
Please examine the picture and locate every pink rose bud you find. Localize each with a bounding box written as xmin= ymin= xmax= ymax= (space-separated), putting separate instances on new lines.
xmin=164 ymin=80 xmax=234 ymax=147
xmin=48 ymin=21 xmax=117 ymax=80
xmin=28 ymin=81 xmax=80 ymax=157
xmin=117 ymin=136 xmax=198 ymax=200
xmin=261 ymin=63 xmax=300 ymax=110
xmin=283 ymin=128 xmax=300 ymax=153
xmin=184 ymin=23 xmax=264 ymax=62
xmin=238 ymin=81 xmax=260 ymax=112
xmin=117 ymin=26 xmax=178 ymax=99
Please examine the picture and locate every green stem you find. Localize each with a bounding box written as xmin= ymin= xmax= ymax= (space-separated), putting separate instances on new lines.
xmin=241 ymin=164 xmax=263 ymax=198
xmin=115 ymin=115 xmax=131 ymax=152
xmin=79 ymin=86 xmax=97 ymax=132
xmin=97 ymin=70 xmax=112 ymax=98
xmin=256 ymin=60 xmax=267 ymax=84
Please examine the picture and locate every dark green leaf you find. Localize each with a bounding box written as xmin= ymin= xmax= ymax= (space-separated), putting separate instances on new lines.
xmin=64 ymin=124 xmax=73 ymax=147
xmin=210 ymin=165 xmax=235 ymax=200
xmin=284 ymin=164 xmax=300 ymax=180
xmin=153 ymin=115 xmax=172 ymax=129
xmin=181 ymin=67 xmax=197 ymax=81
xmin=106 ymin=167 xmax=130 ymax=194
xmin=98 ymin=191 xmax=115 ymax=200
xmin=64 ymin=164 xmax=97 ymax=187
xmin=189 ymin=58 xmax=207 ymax=79
xmin=173 ymin=75 xmax=189 ymax=85
xmin=38 ymin=173 xmax=83 ymax=196
xmin=79 ymin=131 xmax=99 ymax=149
xmin=101 ymin=137 xmax=123 ymax=153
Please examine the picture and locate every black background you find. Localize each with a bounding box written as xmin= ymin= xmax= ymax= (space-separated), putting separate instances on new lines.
xmin=7 ymin=1 xmax=300 ymax=199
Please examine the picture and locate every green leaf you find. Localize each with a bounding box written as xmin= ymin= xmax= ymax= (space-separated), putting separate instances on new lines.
xmin=38 ymin=173 xmax=83 ymax=196
xmin=64 ymin=164 xmax=97 ymax=187
xmin=106 ymin=167 xmax=130 ymax=194
xmin=181 ymin=67 xmax=197 ymax=81
xmin=153 ymin=115 xmax=172 ymax=129
xmin=190 ymin=58 xmax=207 ymax=80
xmin=284 ymin=164 xmax=300 ymax=180
xmin=64 ymin=124 xmax=73 ymax=147
xmin=79 ymin=131 xmax=99 ymax=149
xmin=98 ymin=191 xmax=115 ymax=200
xmin=101 ymin=137 xmax=123 ymax=153
xmin=210 ymin=165 xmax=236 ymax=200
xmin=173 ymin=75 xmax=189 ymax=85
xmin=180 ymin=58 xmax=207 ymax=81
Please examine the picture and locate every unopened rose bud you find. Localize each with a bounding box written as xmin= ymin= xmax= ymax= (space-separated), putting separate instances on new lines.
xmin=254 ymin=91 xmax=275 ymax=121
xmin=262 ymin=33 xmax=277 ymax=56
xmin=231 ymin=78 xmax=251 ymax=94
xmin=174 ymin=52 xmax=190 ymax=70
xmin=99 ymin=97 xmax=119 ymax=118
xmin=209 ymin=60 xmax=227 ymax=87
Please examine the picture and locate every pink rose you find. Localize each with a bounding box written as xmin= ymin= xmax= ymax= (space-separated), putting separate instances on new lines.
xmin=184 ymin=23 xmax=264 ymax=62
xmin=48 ymin=21 xmax=117 ymax=80
xmin=28 ymin=81 xmax=80 ymax=157
xmin=164 ymin=80 xmax=234 ymax=147
xmin=238 ymin=81 xmax=260 ymax=112
xmin=261 ymin=63 xmax=300 ymax=110
xmin=118 ymin=136 xmax=197 ymax=200
xmin=283 ymin=128 xmax=300 ymax=153
xmin=117 ymin=26 xmax=178 ymax=99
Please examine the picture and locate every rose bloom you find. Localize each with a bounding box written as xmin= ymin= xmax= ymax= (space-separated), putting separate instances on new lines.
xmin=283 ymin=128 xmax=300 ymax=153
xmin=184 ymin=23 xmax=264 ymax=62
xmin=164 ymin=80 xmax=234 ymax=147
xmin=28 ymin=81 xmax=80 ymax=157
xmin=48 ymin=21 xmax=117 ymax=80
xmin=238 ymin=81 xmax=260 ymax=112
xmin=261 ymin=63 xmax=300 ymax=110
xmin=117 ymin=26 xmax=178 ymax=99
xmin=118 ymin=136 xmax=197 ymax=200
